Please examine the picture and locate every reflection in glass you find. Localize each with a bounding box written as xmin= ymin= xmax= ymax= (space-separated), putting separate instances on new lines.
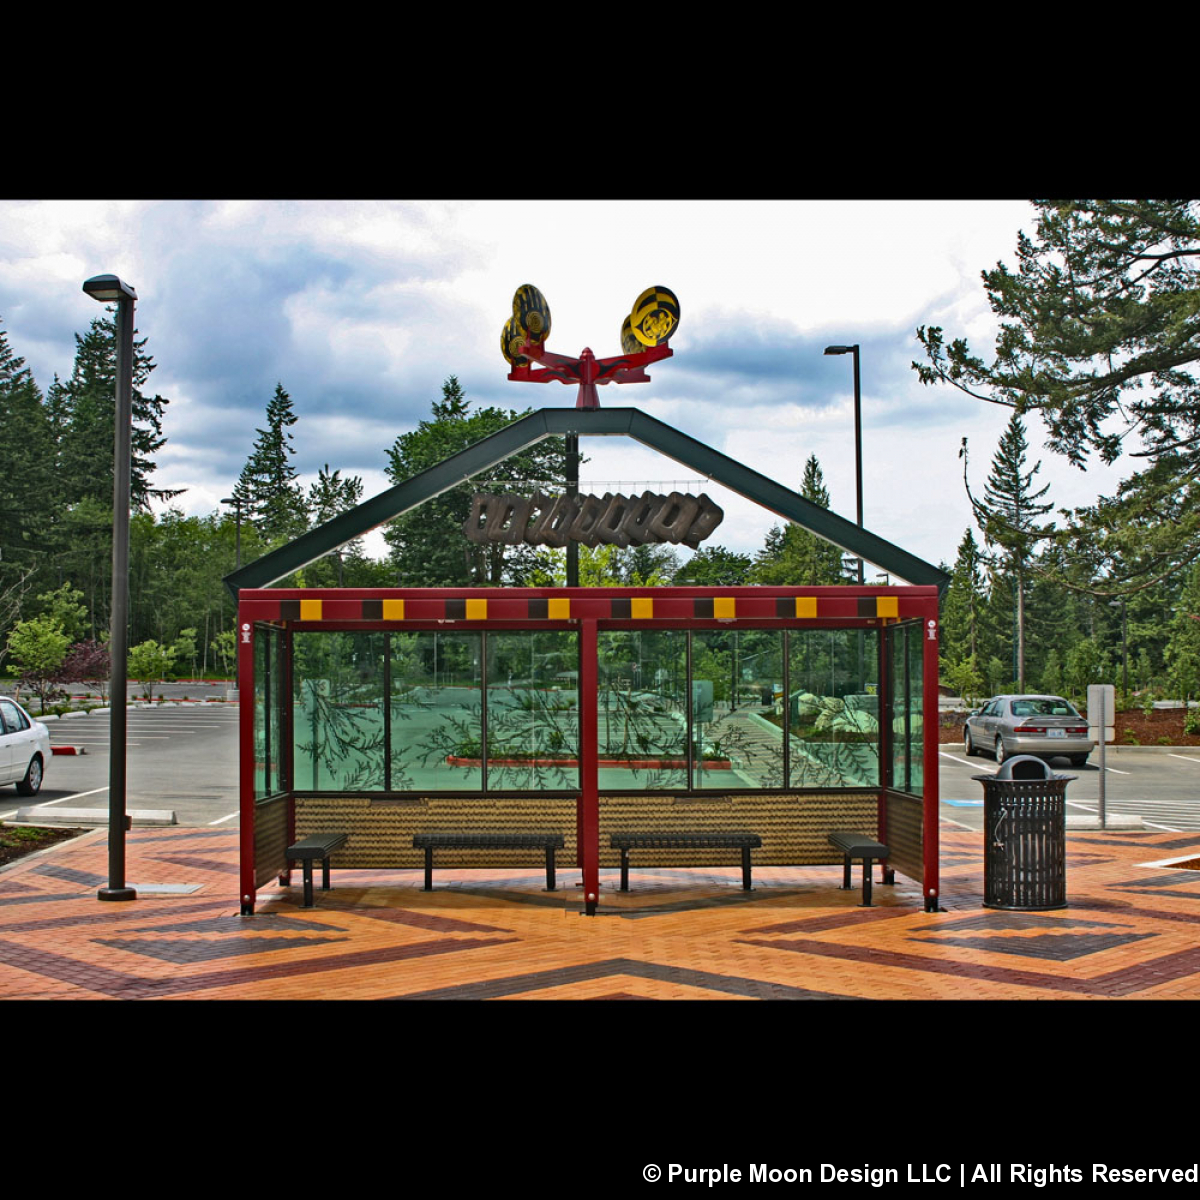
xmin=691 ymin=629 xmax=784 ymax=789
xmin=390 ymin=632 xmax=483 ymax=791
xmin=888 ymin=623 xmax=924 ymax=796
xmin=598 ymin=630 xmax=687 ymax=789
xmin=293 ymin=632 xmax=386 ymax=791
xmin=485 ymin=631 xmax=579 ymax=789
xmin=788 ymin=629 xmax=880 ymax=788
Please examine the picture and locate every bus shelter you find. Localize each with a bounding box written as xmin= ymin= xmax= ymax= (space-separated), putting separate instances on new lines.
xmin=235 ymin=582 xmax=940 ymax=915
xmin=227 ymin=405 xmax=947 ymax=916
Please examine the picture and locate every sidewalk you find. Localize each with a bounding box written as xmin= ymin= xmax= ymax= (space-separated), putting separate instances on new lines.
xmin=1 ymin=822 xmax=1198 ymax=999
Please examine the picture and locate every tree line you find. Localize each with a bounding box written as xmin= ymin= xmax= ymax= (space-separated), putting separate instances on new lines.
xmin=4 ymin=200 xmax=1197 ymax=715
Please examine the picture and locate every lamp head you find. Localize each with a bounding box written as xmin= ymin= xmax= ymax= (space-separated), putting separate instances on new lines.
xmin=824 ymin=344 xmax=856 ymax=356
xmin=82 ymin=274 xmax=138 ymax=303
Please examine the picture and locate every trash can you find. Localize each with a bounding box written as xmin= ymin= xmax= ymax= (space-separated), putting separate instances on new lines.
xmin=974 ymin=756 xmax=1074 ymax=911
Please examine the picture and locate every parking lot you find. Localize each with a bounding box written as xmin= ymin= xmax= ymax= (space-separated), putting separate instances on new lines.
xmin=939 ymin=744 xmax=1200 ymax=831
xmin=0 ymin=701 xmax=240 ymax=827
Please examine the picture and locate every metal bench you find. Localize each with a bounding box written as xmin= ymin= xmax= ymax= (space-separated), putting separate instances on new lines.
xmin=828 ymin=830 xmax=891 ymax=907
xmin=287 ymin=831 xmax=349 ymax=908
xmin=609 ymin=832 xmax=763 ymax=892
xmin=412 ymin=832 xmax=565 ymax=891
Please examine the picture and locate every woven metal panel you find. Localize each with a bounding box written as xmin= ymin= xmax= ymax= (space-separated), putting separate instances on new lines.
xmin=295 ymin=795 xmax=577 ymax=868
xmin=884 ymin=790 xmax=923 ymax=883
xmin=254 ymin=795 xmax=289 ymax=887
xmin=598 ymin=793 xmax=877 ymax=867
xmin=295 ymin=792 xmax=884 ymax=869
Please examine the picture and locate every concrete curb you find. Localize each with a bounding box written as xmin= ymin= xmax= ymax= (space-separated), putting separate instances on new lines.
xmin=11 ymin=806 xmax=177 ymax=827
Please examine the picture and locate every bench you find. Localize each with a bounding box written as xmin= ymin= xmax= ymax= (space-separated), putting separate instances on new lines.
xmin=287 ymin=831 xmax=349 ymax=908
xmin=609 ymin=832 xmax=763 ymax=892
xmin=828 ymin=830 xmax=891 ymax=907
xmin=412 ymin=832 xmax=565 ymax=891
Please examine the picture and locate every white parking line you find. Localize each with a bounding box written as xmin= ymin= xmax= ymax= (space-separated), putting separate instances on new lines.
xmin=1169 ymin=754 xmax=1200 ymax=764
xmin=208 ymin=810 xmax=239 ymax=825
xmin=939 ymin=752 xmax=978 ymax=767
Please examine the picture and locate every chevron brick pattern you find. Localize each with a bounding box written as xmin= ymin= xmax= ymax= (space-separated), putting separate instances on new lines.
xmin=1 ymin=825 xmax=1198 ymax=1000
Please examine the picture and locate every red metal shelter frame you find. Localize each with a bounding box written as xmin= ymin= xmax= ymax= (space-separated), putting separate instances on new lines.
xmin=237 ymin=584 xmax=941 ymax=916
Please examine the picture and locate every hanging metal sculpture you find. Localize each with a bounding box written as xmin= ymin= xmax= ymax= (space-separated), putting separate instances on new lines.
xmin=502 ymin=283 xmax=680 ymax=410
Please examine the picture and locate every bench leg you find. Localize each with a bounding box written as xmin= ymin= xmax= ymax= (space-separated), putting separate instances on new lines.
xmin=620 ymin=847 xmax=629 ymax=892
xmin=546 ymin=845 xmax=557 ymax=892
xmin=741 ymin=846 xmax=753 ymax=891
xmin=302 ymin=860 xmax=315 ymax=909
xmin=841 ymin=855 xmax=853 ymax=890
xmin=321 ymin=856 xmax=332 ymax=891
xmin=423 ymin=846 xmax=434 ymax=891
xmin=861 ymin=857 xmax=874 ymax=907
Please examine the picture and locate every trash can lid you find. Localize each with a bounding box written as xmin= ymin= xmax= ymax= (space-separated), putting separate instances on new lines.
xmin=971 ymin=754 xmax=1075 ymax=783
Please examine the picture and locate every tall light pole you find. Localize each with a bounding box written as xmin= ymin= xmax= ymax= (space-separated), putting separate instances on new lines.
xmin=83 ymin=273 xmax=138 ymax=903
xmin=825 ymin=343 xmax=865 ymax=692
xmin=823 ymin=344 xmax=863 ymax=585
xmin=1110 ymin=598 xmax=1128 ymax=693
xmin=221 ymin=495 xmax=244 ymax=570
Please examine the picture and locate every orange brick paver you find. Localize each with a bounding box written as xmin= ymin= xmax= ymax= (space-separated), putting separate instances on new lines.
xmin=1 ymin=823 xmax=1198 ymax=999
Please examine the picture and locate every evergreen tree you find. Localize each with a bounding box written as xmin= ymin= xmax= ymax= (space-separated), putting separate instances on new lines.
xmin=0 ymin=321 xmax=56 ymax=613
xmin=940 ymin=528 xmax=989 ymax=668
xmin=749 ymin=456 xmax=846 ymax=585
xmin=966 ymin=415 xmax=1054 ymax=691
xmin=234 ymin=383 xmax=309 ymax=543
xmin=306 ymin=464 xmax=365 ymax=586
xmin=914 ymin=200 xmax=1200 ymax=590
xmin=383 ymin=376 xmax=567 ymax=587
xmin=54 ymin=315 xmax=177 ymax=511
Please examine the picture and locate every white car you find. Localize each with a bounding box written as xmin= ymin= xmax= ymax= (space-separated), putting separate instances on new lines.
xmin=0 ymin=697 xmax=50 ymax=795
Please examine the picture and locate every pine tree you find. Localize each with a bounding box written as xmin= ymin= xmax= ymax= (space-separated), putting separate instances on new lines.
xmin=307 ymin=464 xmax=365 ymax=585
xmin=0 ymin=321 xmax=57 ymax=606
xmin=54 ymin=315 xmax=177 ymax=511
xmin=940 ymin=527 xmax=988 ymax=667
xmin=234 ymin=383 xmax=309 ymax=543
xmin=749 ymin=456 xmax=846 ymax=586
xmin=383 ymin=377 xmax=567 ymax=587
xmin=967 ymin=415 xmax=1055 ymax=691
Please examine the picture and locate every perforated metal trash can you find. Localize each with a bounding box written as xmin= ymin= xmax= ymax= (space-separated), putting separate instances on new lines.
xmin=974 ymin=756 xmax=1074 ymax=911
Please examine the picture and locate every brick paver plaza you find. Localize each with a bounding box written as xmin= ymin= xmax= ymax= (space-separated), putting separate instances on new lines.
xmin=1 ymin=821 xmax=1198 ymax=1000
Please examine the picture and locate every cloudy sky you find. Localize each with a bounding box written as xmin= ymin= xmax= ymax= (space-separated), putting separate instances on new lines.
xmin=0 ymin=200 xmax=1134 ymax=578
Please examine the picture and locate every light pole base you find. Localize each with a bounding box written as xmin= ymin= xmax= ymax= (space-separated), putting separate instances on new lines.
xmin=97 ymin=886 xmax=137 ymax=902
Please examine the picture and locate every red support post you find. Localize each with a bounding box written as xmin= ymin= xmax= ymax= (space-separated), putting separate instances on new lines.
xmin=238 ymin=616 xmax=257 ymax=916
xmin=922 ymin=608 xmax=941 ymax=912
xmin=579 ymin=617 xmax=600 ymax=914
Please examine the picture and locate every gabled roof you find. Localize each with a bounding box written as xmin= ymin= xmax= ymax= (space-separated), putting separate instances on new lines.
xmin=224 ymin=406 xmax=950 ymax=598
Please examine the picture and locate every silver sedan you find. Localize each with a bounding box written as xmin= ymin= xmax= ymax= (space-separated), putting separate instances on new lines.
xmin=0 ymin=697 xmax=50 ymax=795
xmin=964 ymin=694 xmax=1092 ymax=766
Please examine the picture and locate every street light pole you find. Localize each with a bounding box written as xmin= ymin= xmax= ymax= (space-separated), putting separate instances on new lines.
xmin=824 ymin=344 xmax=863 ymax=586
xmin=83 ymin=273 xmax=138 ymax=903
xmin=826 ymin=343 xmax=865 ymax=692
xmin=221 ymin=495 xmax=243 ymax=570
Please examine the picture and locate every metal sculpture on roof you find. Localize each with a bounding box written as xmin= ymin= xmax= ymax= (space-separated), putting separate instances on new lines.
xmin=503 ymin=283 xmax=680 ymax=410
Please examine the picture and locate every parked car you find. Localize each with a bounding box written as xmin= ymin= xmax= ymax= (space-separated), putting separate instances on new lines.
xmin=963 ymin=694 xmax=1092 ymax=766
xmin=0 ymin=697 xmax=50 ymax=795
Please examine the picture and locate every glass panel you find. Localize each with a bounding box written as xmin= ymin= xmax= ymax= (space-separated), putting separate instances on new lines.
xmin=292 ymin=632 xmax=386 ymax=791
xmin=597 ymin=630 xmax=687 ymax=789
xmin=788 ymin=628 xmax=880 ymax=788
xmin=891 ymin=626 xmax=907 ymax=791
xmin=692 ymin=629 xmax=784 ymax=789
xmin=485 ymin=631 xmax=579 ymax=790
xmin=389 ymin=631 xmax=483 ymax=791
xmin=907 ymin=623 xmax=924 ymax=797
xmin=271 ymin=629 xmax=285 ymax=794
xmin=253 ymin=630 xmax=268 ymax=799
